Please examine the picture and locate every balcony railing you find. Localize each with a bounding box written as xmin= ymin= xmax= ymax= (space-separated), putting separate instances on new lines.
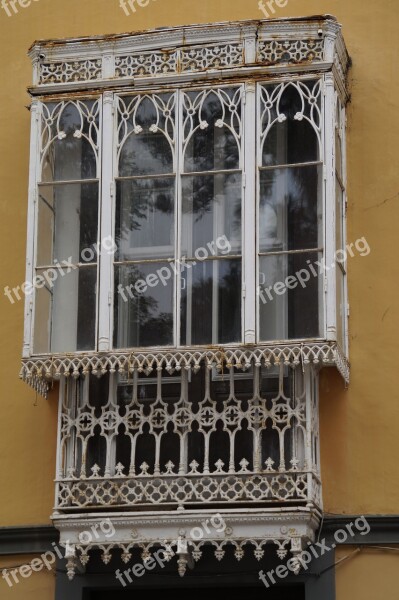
xmin=55 ymin=356 xmax=321 ymax=512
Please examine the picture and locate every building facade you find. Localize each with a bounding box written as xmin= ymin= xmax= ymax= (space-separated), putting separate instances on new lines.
xmin=0 ymin=2 xmax=398 ymax=600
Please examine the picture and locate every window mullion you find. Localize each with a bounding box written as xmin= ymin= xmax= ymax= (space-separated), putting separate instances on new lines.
xmin=324 ymin=73 xmax=337 ymax=341
xmin=243 ymin=82 xmax=257 ymax=344
xmin=341 ymin=104 xmax=349 ymax=356
xmin=24 ymin=99 xmax=41 ymax=358
xmin=175 ymin=89 xmax=183 ymax=347
xmin=98 ymin=91 xmax=114 ymax=352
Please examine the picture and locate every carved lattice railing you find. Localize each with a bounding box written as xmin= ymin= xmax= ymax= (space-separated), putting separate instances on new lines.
xmin=55 ymin=359 xmax=321 ymax=511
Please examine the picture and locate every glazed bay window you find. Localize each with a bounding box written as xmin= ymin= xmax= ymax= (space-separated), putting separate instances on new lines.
xmin=28 ymin=80 xmax=335 ymax=355
xmin=21 ymin=18 xmax=350 ymax=375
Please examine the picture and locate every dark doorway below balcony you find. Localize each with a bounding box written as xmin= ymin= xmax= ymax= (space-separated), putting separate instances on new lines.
xmin=90 ymin=585 xmax=305 ymax=599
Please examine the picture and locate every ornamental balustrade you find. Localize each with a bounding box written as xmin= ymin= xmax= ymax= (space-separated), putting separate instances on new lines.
xmin=54 ymin=357 xmax=321 ymax=512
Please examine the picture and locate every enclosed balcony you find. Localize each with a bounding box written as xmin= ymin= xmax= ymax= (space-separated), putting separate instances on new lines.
xmin=33 ymin=347 xmax=326 ymax=578
xmin=55 ymin=357 xmax=321 ymax=511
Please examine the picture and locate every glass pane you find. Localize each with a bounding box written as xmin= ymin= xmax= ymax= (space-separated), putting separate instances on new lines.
xmin=259 ymin=165 xmax=322 ymax=253
xmin=335 ymin=127 xmax=343 ymax=179
xmin=115 ymin=178 xmax=175 ymax=261
xmin=259 ymin=252 xmax=322 ymax=341
xmin=263 ymin=120 xmax=319 ymax=166
xmin=336 ymin=266 xmax=346 ymax=349
xmin=34 ymin=265 xmax=97 ymax=353
xmin=114 ymin=263 xmax=174 ymax=348
xmin=33 ymin=283 xmax=51 ymax=354
xmin=182 ymin=173 xmax=241 ymax=256
xmin=335 ymin=102 xmax=343 ymax=179
xmin=41 ymin=100 xmax=99 ymax=182
xmin=336 ymin=178 xmax=344 ymax=258
xmin=37 ymin=183 xmax=99 ymax=266
xmin=118 ymin=94 xmax=175 ymax=176
xmin=119 ymin=130 xmax=173 ymax=177
xmin=36 ymin=187 xmax=54 ymax=267
xmin=183 ymin=88 xmax=241 ymax=172
xmin=180 ymin=258 xmax=241 ymax=345
xmin=261 ymin=82 xmax=320 ymax=166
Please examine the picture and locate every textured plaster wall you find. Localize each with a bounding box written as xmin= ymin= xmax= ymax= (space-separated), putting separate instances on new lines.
xmin=0 ymin=0 xmax=397 ymax=527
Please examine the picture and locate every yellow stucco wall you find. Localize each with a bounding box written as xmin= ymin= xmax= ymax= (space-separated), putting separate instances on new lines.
xmin=0 ymin=0 xmax=398 ymax=527
xmin=0 ymin=555 xmax=55 ymax=598
xmin=335 ymin=546 xmax=399 ymax=599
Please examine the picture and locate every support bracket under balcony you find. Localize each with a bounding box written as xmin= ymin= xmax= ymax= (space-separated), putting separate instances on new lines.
xmin=53 ymin=507 xmax=321 ymax=580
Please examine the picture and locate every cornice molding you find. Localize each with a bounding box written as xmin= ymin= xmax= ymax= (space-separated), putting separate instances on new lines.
xmin=0 ymin=525 xmax=58 ymax=555
xmin=27 ymin=16 xmax=337 ymax=54
xmin=27 ymin=16 xmax=349 ymax=95
xmin=322 ymin=515 xmax=399 ymax=544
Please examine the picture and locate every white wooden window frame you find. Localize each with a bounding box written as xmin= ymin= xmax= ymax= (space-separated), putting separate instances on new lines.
xmin=333 ymin=91 xmax=348 ymax=356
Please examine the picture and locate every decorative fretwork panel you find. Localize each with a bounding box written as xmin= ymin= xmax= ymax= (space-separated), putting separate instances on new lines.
xmin=115 ymin=51 xmax=178 ymax=77
xmin=181 ymin=86 xmax=242 ymax=162
xmin=55 ymin=361 xmax=321 ymax=510
xmin=259 ymin=79 xmax=322 ymax=151
xmin=39 ymin=59 xmax=102 ymax=84
xmin=115 ymin=92 xmax=176 ymax=170
xmin=257 ymin=39 xmax=324 ymax=65
xmin=180 ymin=43 xmax=244 ymax=71
xmin=113 ymin=44 xmax=244 ymax=79
xmin=35 ymin=38 xmax=326 ymax=88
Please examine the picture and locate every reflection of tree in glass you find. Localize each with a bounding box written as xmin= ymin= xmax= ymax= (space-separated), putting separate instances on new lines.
xmin=262 ymin=84 xmax=319 ymax=166
xmin=217 ymin=261 xmax=241 ymax=343
xmin=180 ymin=261 xmax=241 ymax=345
xmin=185 ymin=174 xmax=241 ymax=237
xmin=140 ymin=312 xmax=173 ymax=346
xmin=261 ymin=166 xmax=319 ymax=251
xmin=115 ymin=175 xmax=174 ymax=257
xmin=287 ymin=167 xmax=319 ymax=249
xmin=187 ymin=176 xmax=215 ymax=223
xmin=117 ymin=99 xmax=175 ymax=257
xmin=78 ymin=183 xmax=99 ymax=260
xmin=184 ymin=92 xmax=241 ymax=222
xmin=185 ymin=93 xmax=240 ymax=174
xmin=119 ymin=130 xmax=173 ymax=176
xmin=51 ymin=103 xmax=98 ymax=181
xmin=115 ymin=264 xmax=173 ymax=348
